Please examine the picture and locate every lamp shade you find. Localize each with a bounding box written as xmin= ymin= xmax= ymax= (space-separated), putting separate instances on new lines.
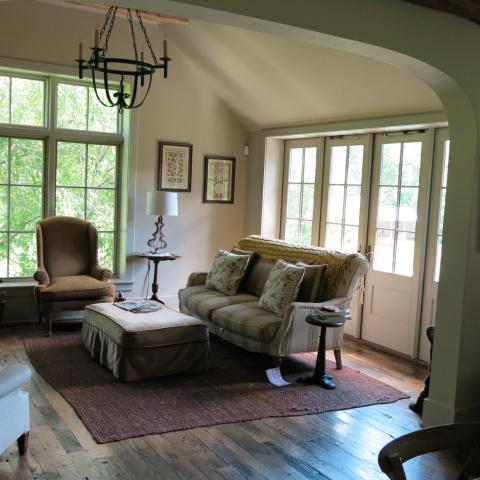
xmin=146 ymin=191 xmax=178 ymax=216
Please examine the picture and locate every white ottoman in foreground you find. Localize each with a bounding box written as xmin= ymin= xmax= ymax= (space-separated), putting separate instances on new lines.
xmin=82 ymin=303 xmax=209 ymax=382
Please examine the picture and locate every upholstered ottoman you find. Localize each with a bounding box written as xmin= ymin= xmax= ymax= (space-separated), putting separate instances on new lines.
xmin=81 ymin=303 xmax=209 ymax=382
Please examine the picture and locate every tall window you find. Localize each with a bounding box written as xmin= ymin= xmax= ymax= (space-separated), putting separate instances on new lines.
xmin=0 ymin=73 xmax=123 ymax=278
xmin=324 ymin=145 xmax=364 ymax=252
xmin=284 ymin=147 xmax=317 ymax=245
xmin=434 ymin=140 xmax=449 ymax=282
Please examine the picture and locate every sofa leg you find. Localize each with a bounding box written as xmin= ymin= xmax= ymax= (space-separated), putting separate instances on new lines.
xmin=334 ymin=349 xmax=342 ymax=370
xmin=17 ymin=432 xmax=29 ymax=456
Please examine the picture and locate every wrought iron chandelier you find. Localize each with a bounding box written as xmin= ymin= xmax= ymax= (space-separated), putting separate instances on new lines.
xmin=76 ymin=6 xmax=170 ymax=111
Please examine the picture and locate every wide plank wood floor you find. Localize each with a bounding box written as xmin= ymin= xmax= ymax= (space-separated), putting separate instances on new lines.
xmin=0 ymin=324 xmax=464 ymax=480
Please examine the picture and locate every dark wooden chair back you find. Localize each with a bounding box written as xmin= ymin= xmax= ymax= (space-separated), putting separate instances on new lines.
xmin=378 ymin=422 xmax=480 ymax=479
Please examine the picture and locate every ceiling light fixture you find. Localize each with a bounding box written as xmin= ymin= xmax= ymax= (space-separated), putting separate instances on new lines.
xmin=76 ymin=6 xmax=170 ymax=111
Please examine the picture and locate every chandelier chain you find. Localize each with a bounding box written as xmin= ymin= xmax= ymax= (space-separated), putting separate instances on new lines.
xmin=100 ymin=6 xmax=116 ymax=54
xmin=135 ymin=10 xmax=158 ymax=65
xmin=126 ymin=9 xmax=139 ymax=61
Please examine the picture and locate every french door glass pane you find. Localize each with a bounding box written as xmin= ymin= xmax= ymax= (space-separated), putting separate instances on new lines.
xmin=330 ymin=146 xmax=347 ymax=183
xmin=345 ymin=186 xmax=361 ymax=225
xmin=399 ymin=187 xmax=418 ymax=232
xmin=327 ymin=185 xmax=344 ymax=223
xmin=300 ymin=221 xmax=312 ymax=245
xmin=288 ymin=149 xmax=302 ymax=182
xmin=395 ymin=231 xmax=415 ymax=276
xmin=380 ymin=143 xmax=401 ymax=185
xmin=377 ymin=187 xmax=397 ymax=229
xmin=343 ymin=225 xmax=359 ymax=252
xmin=304 ymin=148 xmax=316 ymax=182
xmin=285 ymin=218 xmax=299 ymax=242
xmin=325 ymin=223 xmax=342 ymax=250
xmin=442 ymin=142 xmax=450 ymax=187
xmin=401 ymin=142 xmax=421 ymax=186
xmin=347 ymin=146 xmax=363 ymax=184
xmin=287 ymin=184 xmax=301 ymax=218
xmin=373 ymin=228 xmax=395 ymax=273
xmin=301 ymin=184 xmax=315 ymax=220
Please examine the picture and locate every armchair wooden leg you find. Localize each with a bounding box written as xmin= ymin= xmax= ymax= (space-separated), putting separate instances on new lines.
xmin=45 ymin=312 xmax=53 ymax=337
xmin=17 ymin=432 xmax=29 ymax=456
xmin=334 ymin=349 xmax=342 ymax=370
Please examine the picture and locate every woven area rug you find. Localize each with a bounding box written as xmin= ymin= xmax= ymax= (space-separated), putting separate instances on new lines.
xmin=24 ymin=331 xmax=408 ymax=443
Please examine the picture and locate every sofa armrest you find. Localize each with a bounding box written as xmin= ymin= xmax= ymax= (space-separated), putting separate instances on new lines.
xmin=187 ymin=272 xmax=208 ymax=287
xmin=0 ymin=365 xmax=31 ymax=400
xmin=33 ymin=268 xmax=49 ymax=287
xmin=91 ymin=265 xmax=113 ymax=281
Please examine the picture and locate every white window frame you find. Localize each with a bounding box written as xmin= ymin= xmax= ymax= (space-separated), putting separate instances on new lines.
xmin=0 ymin=70 xmax=124 ymax=279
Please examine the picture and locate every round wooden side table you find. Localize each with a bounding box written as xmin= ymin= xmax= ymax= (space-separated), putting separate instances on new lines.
xmin=297 ymin=313 xmax=348 ymax=390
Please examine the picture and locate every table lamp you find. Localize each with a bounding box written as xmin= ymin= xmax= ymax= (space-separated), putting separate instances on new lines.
xmin=146 ymin=191 xmax=178 ymax=253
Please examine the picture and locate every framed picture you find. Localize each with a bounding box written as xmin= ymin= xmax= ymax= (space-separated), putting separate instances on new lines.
xmin=203 ymin=155 xmax=236 ymax=204
xmin=158 ymin=141 xmax=193 ymax=192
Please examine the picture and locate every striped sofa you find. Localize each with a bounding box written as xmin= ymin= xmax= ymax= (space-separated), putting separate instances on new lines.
xmin=178 ymin=236 xmax=369 ymax=368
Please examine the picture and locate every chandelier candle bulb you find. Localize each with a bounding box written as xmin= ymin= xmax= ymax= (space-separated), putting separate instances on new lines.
xmin=95 ymin=29 xmax=99 ymax=49
xmin=79 ymin=42 xmax=83 ymax=61
xmin=163 ymin=39 xmax=168 ymax=58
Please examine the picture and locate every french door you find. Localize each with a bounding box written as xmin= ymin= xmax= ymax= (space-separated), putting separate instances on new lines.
xmin=319 ymin=135 xmax=372 ymax=336
xmin=361 ymin=131 xmax=434 ymax=356
xmin=418 ymin=128 xmax=450 ymax=361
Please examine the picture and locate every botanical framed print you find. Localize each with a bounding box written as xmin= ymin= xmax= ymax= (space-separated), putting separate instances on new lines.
xmin=158 ymin=141 xmax=193 ymax=192
xmin=203 ymin=155 xmax=236 ymax=204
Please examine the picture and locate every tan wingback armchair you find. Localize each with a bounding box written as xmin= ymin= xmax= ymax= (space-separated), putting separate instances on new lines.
xmin=34 ymin=216 xmax=115 ymax=335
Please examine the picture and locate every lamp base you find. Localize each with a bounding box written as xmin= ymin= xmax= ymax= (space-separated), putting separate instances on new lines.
xmin=147 ymin=215 xmax=167 ymax=253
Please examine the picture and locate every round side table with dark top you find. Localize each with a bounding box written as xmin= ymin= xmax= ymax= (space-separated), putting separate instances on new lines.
xmin=298 ymin=311 xmax=350 ymax=390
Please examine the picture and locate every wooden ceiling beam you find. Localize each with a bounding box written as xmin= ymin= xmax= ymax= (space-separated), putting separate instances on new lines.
xmin=67 ymin=1 xmax=190 ymax=25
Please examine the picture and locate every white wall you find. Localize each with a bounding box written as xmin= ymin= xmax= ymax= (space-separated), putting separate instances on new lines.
xmin=0 ymin=0 xmax=248 ymax=315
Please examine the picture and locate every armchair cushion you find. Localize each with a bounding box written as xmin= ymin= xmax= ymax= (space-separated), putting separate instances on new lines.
xmin=179 ymin=285 xmax=256 ymax=320
xmin=212 ymin=301 xmax=282 ymax=342
xmin=38 ymin=275 xmax=114 ymax=301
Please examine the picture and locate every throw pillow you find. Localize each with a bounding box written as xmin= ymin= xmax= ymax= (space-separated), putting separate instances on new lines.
xmin=259 ymin=260 xmax=305 ymax=317
xmin=205 ymin=249 xmax=250 ymax=296
xmin=296 ymin=262 xmax=328 ymax=302
xmin=231 ymin=247 xmax=258 ymax=292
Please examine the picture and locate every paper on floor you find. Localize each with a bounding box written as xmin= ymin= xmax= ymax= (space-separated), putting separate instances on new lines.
xmin=266 ymin=367 xmax=290 ymax=387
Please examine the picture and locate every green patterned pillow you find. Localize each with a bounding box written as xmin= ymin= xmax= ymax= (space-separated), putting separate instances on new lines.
xmin=259 ymin=260 xmax=305 ymax=317
xmin=206 ymin=249 xmax=250 ymax=295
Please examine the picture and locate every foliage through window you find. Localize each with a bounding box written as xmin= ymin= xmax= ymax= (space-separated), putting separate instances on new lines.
xmin=0 ymin=72 xmax=122 ymax=278
xmin=55 ymin=142 xmax=117 ymax=269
